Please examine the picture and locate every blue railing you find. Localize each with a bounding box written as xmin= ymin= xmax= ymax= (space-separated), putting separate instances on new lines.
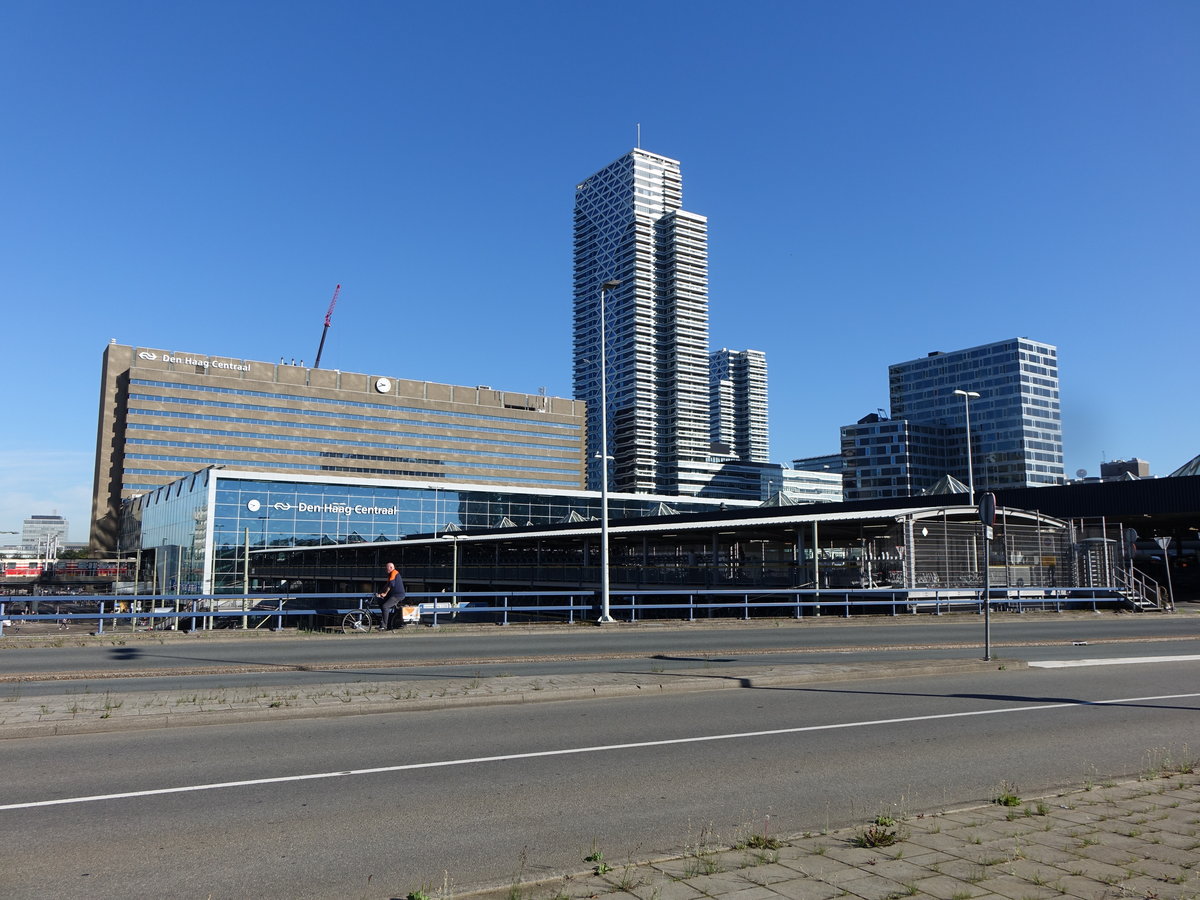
xmin=0 ymin=586 xmax=1131 ymax=636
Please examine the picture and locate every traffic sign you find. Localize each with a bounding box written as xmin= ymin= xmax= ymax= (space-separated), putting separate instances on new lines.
xmin=978 ymin=492 xmax=996 ymax=527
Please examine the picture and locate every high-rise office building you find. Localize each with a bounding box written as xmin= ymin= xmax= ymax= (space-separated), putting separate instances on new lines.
xmin=22 ymin=514 xmax=69 ymax=553
xmin=573 ymin=149 xmax=711 ymax=495
xmin=710 ymin=348 xmax=769 ymax=463
xmin=842 ymin=337 xmax=1065 ymax=500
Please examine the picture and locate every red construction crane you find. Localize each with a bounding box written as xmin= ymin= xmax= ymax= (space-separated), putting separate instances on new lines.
xmin=313 ymin=284 xmax=341 ymax=369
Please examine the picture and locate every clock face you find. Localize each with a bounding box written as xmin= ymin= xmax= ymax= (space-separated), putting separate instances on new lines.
xmin=375 ymin=377 xmax=392 ymax=393
xmin=247 ymin=499 xmax=261 ymax=512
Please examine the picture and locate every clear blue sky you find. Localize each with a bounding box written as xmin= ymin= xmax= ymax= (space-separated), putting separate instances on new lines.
xmin=2 ymin=0 xmax=1197 ymax=541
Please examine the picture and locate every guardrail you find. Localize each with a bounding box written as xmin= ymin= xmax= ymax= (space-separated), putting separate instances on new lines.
xmin=0 ymin=585 xmax=1135 ymax=636
xmin=605 ymin=587 xmax=1120 ymax=621
xmin=0 ymin=592 xmax=592 ymax=636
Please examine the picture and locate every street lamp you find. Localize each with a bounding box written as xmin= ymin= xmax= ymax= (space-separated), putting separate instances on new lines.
xmin=953 ymin=389 xmax=981 ymax=504
xmin=597 ymin=278 xmax=620 ymax=624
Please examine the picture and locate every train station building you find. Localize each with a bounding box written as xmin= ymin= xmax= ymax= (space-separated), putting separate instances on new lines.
xmin=90 ymin=343 xmax=590 ymax=553
xmin=110 ymin=466 xmax=1186 ymax=616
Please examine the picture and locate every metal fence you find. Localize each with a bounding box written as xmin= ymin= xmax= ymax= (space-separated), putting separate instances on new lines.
xmin=0 ymin=584 xmax=1135 ymax=636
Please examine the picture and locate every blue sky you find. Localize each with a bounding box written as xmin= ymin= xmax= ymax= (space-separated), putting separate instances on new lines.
xmin=2 ymin=0 xmax=1197 ymax=541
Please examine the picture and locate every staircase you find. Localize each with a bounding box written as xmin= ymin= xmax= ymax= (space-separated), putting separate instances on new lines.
xmin=1113 ymin=566 xmax=1166 ymax=611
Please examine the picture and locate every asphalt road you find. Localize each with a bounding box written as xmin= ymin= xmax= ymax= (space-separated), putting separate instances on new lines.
xmin=1 ymin=614 xmax=1196 ymax=698
xmin=1 ymin=648 xmax=1196 ymax=898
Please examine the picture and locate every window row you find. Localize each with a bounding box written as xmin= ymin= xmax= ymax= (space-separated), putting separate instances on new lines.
xmin=129 ymin=379 xmax=581 ymax=431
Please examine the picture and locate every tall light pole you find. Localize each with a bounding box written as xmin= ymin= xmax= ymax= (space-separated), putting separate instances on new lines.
xmin=953 ymin=389 xmax=981 ymax=504
xmin=597 ymin=278 xmax=620 ymax=624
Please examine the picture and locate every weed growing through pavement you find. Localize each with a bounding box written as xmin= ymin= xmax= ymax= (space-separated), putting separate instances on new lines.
xmin=584 ymin=847 xmax=610 ymax=876
xmin=744 ymin=834 xmax=783 ymax=851
xmin=1148 ymin=744 xmax=1196 ymax=777
xmin=852 ymin=815 xmax=904 ymax=849
xmin=963 ymin=865 xmax=987 ymax=884
xmin=614 ymin=864 xmax=641 ymax=891
xmin=506 ymin=846 xmax=529 ymax=900
xmin=994 ymin=781 xmax=1021 ymax=807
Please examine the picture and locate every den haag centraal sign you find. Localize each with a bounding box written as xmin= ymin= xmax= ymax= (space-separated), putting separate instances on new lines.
xmin=262 ymin=501 xmax=400 ymax=516
xmin=137 ymin=350 xmax=251 ymax=373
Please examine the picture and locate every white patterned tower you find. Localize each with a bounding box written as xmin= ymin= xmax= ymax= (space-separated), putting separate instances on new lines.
xmin=711 ymin=348 xmax=769 ymax=463
xmin=573 ymin=149 xmax=711 ymax=494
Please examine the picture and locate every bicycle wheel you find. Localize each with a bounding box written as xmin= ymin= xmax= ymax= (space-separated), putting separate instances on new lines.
xmin=341 ymin=610 xmax=376 ymax=634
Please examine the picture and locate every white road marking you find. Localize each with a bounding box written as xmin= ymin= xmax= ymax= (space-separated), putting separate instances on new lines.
xmin=1029 ymin=655 xmax=1200 ymax=668
xmin=3 ymin=691 xmax=1197 ymax=811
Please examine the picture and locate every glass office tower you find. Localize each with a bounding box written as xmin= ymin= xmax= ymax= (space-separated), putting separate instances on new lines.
xmin=572 ymin=149 xmax=711 ymax=495
xmin=843 ymin=338 xmax=1065 ymax=501
xmin=890 ymin=337 xmax=1065 ymax=492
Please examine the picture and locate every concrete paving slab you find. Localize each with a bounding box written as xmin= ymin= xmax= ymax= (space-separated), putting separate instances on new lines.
xmin=752 ymin=876 xmax=844 ymax=900
xmin=460 ymin=775 xmax=1200 ymax=900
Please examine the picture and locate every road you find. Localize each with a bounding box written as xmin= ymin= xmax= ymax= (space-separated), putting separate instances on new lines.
xmin=1 ymin=614 xmax=1197 ymax=697
xmin=0 ymin=616 xmax=1196 ymax=899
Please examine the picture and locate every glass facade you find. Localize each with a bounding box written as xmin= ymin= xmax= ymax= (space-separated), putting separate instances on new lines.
xmin=889 ymin=338 xmax=1064 ymax=490
xmin=122 ymin=468 xmax=210 ymax=593
xmin=123 ymin=469 xmax=753 ymax=594
xmin=844 ymin=339 xmax=1065 ymax=501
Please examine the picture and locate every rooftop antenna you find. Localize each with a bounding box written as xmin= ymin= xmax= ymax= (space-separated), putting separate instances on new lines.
xmin=636 ymin=122 xmax=641 ymax=148
xmin=313 ymin=284 xmax=341 ymax=369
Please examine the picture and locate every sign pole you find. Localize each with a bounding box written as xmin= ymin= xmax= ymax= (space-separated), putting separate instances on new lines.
xmin=979 ymin=493 xmax=996 ymax=661
xmin=1154 ymin=536 xmax=1175 ymax=610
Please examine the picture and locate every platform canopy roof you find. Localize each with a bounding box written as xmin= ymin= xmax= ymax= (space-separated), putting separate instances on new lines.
xmin=921 ymin=474 xmax=970 ymax=495
xmin=1168 ymin=453 xmax=1200 ymax=478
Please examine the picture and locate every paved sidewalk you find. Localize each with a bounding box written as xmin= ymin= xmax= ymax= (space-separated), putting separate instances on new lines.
xmin=464 ymin=772 xmax=1200 ymax=900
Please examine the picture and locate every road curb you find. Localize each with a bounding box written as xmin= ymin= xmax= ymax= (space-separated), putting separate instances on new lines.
xmin=0 ymin=657 xmax=1021 ymax=739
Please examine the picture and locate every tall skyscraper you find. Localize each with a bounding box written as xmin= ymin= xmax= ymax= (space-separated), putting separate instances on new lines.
xmin=573 ymin=149 xmax=711 ymax=494
xmin=842 ymin=337 xmax=1065 ymax=500
xmin=710 ymin=348 xmax=769 ymax=463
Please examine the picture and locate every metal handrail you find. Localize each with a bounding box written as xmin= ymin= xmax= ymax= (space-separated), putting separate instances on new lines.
xmin=0 ymin=584 xmax=1149 ymax=636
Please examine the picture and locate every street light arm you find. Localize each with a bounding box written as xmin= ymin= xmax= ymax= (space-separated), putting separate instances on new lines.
xmin=952 ymin=388 xmax=981 ymax=504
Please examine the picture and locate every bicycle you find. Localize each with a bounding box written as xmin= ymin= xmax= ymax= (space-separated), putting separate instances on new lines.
xmin=341 ymin=598 xmax=379 ymax=634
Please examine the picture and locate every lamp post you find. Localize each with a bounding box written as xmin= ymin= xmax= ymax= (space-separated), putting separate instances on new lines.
xmin=597 ymin=278 xmax=620 ymax=624
xmin=953 ymin=389 xmax=981 ymax=504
